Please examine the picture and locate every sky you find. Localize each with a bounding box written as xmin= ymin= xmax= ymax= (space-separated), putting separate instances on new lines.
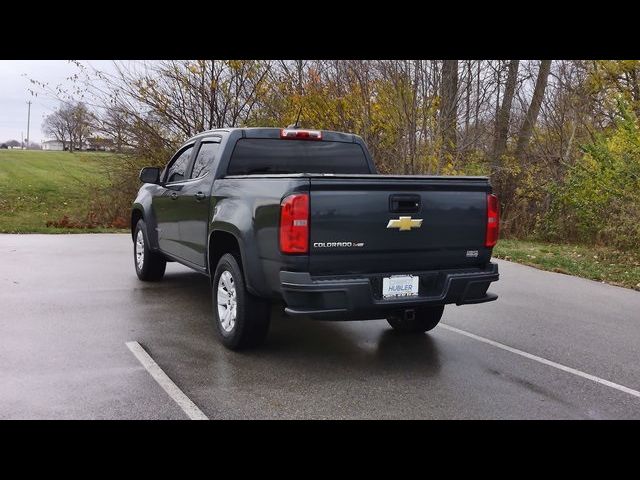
xmin=0 ymin=60 xmax=116 ymax=144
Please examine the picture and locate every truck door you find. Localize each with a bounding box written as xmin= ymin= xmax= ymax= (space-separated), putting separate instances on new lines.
xmin=153 ymin=144 xmax=195 ymax=259
xmin=178 ymin=139 xmax=220 ymax=267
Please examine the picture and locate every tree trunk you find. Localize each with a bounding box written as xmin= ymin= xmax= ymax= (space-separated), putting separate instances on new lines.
xmin=439 ymin=60 xmax=458 ymax=168
xmin=515 ymin=60 xmax=552 ymax=160
xmin=494 ymin=60 xmax=502 ymax=126
xmin=475 ymin=61 xmax=480 ymax=124
xmin=629 ymin=65 xmax=640 ymax=118
xmin=464 ymin=60 xmax=471 ymax=140
xmin=491 ymin=60 xmax=519 ymax=170
xmin=296 ymin=60 xmax=304 ymax=95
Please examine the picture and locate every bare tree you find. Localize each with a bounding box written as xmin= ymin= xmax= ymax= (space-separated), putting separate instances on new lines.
xmin=515 ymin=60 xmax=552 ymax=159
xmin=439 ymin=60 xmax=458 ymax=168
xmin=42 ymin=110 xmax=68 ymax=150
xmin=74 ymin=60 xmax=274 ymax=160
xmin=491 ymin=60 xmax=520 ymax=170
xmin=42 ymin=102 xmax=93 ymax=151
xmin=94 ymin=108 xmax=130 ymax=152
xmin=70 ymin=103 xmax=93 ymax=150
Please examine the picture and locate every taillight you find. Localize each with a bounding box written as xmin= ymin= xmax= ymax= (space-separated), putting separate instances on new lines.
xmin=280 ymin=193 xmax=309 ymax=254
xmin=485 ymin=193 xmax=499 ymax=248
xmin=280 ymin=129 xmax=322 ymax=140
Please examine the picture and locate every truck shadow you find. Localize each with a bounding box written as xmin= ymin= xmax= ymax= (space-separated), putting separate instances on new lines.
xmin=132 ymin=270 xmax=442 ymax=378
xmin=259 ymin=311 xmax=443 ymax=377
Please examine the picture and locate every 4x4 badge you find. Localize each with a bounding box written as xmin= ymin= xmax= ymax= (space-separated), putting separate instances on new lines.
xmin=386 ymin=216 xmax=423 ymax=231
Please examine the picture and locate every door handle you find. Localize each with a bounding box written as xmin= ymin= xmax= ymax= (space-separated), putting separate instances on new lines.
xmin=195 ymin=192 xmax=205 ymax=201
xmin=170 ymin=192 xmax=178 ymax=200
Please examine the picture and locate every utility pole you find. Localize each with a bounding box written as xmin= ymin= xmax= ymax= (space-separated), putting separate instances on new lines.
xmin=26 ymin=101 xmax=32 ymax=150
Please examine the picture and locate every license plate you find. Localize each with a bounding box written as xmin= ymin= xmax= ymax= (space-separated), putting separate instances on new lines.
xmin=382 ymin=275 xmax=419 ymax=298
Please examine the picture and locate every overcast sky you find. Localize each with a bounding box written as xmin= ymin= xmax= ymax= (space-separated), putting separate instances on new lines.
xmin=0 ymin=60 xmax=116 ymax=143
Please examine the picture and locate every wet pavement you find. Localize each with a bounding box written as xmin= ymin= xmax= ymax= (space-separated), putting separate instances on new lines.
xmin=1 ymin=234 xmax=639 ymax=419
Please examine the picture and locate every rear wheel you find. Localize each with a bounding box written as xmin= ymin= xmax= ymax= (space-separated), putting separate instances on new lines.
xmin=386 ymin=306 xmax=445 ymax=333
xmin=133 ymin=219 xmax=166 ymax=281
xmin=212 ymin=253 xmax=271 ymax=350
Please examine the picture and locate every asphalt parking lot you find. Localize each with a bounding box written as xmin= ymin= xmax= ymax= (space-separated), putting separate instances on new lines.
xmin=2 ymin=233 xmax=640 ymax=419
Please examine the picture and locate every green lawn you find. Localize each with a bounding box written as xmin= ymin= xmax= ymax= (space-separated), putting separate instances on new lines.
xmin=494 ymin=239 xmax=640 ymax=291
xmin=0 ymin=149 xmax=125 ymax=233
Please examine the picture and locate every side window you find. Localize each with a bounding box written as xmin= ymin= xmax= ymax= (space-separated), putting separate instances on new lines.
xmin=191 ymin=142 xmax=220 ymax=179
xmin=165 ymin=145 xmax=194 ymax=183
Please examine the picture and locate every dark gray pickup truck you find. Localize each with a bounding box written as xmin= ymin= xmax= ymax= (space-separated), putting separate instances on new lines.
xmin=132 ymin=127 xmax=499 ymax=349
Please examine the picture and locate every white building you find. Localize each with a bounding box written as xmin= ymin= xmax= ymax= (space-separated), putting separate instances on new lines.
xmin=42 ymin=140 xmax=65 ymax=151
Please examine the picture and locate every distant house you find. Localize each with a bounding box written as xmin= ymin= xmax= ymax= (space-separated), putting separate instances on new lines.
xmin=42 ymin=140 xmax=65 ymax=151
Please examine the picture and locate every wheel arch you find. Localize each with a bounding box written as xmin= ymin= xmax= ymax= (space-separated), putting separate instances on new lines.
xmin=208 ymin=228 xmax=243 ymax=275
xmin=208 ymin=228 xmax=265 ymax=296
xmin=131 ymin=203 xmax=160 ymax=250
xmin=131 ymin=207 xmax=144 ymax=240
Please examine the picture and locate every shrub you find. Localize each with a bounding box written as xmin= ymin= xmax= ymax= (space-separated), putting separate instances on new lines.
xmin=543 ymin=101 xmax=640 ymax=250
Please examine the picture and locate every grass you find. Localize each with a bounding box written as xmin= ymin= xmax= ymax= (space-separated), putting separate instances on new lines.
xmin=0 ymin=149 xmax=126 ymax=233
xmin=494 ymin=238 xmax=640 ymax=291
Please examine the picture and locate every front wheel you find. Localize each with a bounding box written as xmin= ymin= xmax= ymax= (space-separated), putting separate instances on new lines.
xmin=386 ymin=305 xmax=445 ymax=333
xmin=133 ymin=219 xmax=166 ymax=281
xmin=212 ymin=253 xmax=271 ymax=350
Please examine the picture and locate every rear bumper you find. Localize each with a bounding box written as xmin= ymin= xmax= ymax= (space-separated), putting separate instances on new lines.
xmin=280 ymin=262 xmax=499 ymax=319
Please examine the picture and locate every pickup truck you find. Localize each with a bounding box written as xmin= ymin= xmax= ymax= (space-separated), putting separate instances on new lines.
xmin=132 ymin=127 xmax=499 ymax=349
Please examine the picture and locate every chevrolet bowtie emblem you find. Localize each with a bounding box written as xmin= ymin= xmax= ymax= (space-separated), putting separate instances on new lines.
xmin=386 ymin=216 xmax=423 ymax=231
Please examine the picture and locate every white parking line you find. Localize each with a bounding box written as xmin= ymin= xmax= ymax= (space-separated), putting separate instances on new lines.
xmin=126 ymin=341 xmax=208 ymax=420
xmin=440 ymin=324 xmax=640 ymax=400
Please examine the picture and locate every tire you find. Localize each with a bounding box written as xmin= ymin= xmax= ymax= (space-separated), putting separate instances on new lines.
xmin=386 ymin=305 xmax=445 ymax=333
xmin=212 ymin=253 xmax=271 ymax=350
xmin=133 ymin=219 xmax=166 ymax=281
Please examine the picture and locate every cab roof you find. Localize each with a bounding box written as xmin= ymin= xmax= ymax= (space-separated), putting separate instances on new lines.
xmin=188 ymin=127 xmax=359 ymax=144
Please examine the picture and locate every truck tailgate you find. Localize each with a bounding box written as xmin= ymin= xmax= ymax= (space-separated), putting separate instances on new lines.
xmin=308 ymin=175 xmax=491 ymax=275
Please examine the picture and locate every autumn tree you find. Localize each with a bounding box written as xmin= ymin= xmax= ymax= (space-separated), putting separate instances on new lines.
xmin=35 ymin=58 xmax=640 ymax=250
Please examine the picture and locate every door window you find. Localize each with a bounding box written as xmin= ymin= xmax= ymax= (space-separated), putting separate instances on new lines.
xmin=191 ymin=142 xmax=220 ymax=179
xmin=165 ymin=145 xmax=194 ymax=183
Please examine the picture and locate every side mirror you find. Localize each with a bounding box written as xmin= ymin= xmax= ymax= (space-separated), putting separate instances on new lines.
xmin=139 ymin=167 xmax=161 ymax=184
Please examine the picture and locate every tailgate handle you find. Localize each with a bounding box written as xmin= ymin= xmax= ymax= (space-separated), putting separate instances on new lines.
xmin=389 ymin=194 xmax=421 ymax=213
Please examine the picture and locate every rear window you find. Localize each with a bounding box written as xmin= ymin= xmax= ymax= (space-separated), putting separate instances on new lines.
xmin=227 ymin=139 xmax=370 ymax=175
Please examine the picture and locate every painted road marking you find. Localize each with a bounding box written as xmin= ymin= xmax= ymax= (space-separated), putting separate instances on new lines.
xmin=441 ymin=324 xmax=640 ymax=400
xmin=126 ymin=341 xmax=208 ymax=420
